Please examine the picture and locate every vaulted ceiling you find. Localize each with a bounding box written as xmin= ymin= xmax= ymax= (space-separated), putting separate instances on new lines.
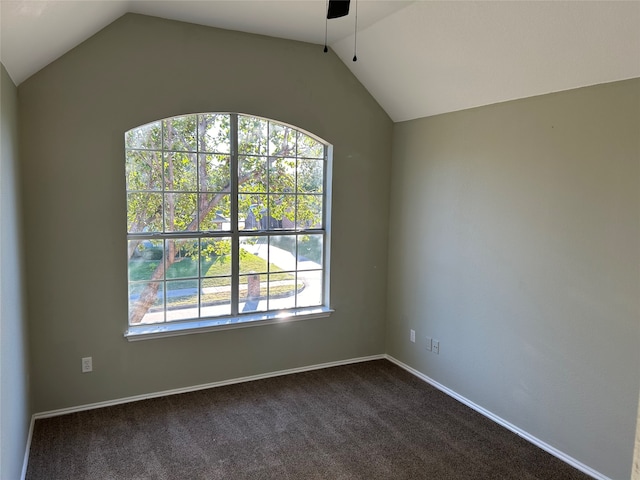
xmin=2 ymin=0 xmax=639 ymax=122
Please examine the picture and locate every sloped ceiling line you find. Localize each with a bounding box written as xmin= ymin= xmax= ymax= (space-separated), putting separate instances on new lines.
xmin=1 ymin=0 xmax=639 ymax=122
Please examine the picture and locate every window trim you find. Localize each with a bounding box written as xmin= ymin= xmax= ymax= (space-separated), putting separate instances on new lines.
xmin=124 ymin=113 xmax=333 ymax=340
xmin=125 ymin=306 xmax=334 ymax=341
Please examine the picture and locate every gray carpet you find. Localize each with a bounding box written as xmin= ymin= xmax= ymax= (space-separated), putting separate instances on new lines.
xmin=26 ymin=360 xmax=591 ymax=479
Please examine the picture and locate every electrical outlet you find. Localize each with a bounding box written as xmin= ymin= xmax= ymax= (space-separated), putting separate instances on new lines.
xmin=432 ymin=340 xmax=440 ymax=355
xmin=410 ymin=329 xmax=415 ymax=343
xmin=425 ymin=337 xmax=432 ymax=351
xmin=82 ymin=357 xmax=93 ymax=373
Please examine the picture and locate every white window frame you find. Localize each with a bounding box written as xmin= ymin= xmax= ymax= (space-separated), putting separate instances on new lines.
xmin=125 ymin=113 xmax=333 ymax=341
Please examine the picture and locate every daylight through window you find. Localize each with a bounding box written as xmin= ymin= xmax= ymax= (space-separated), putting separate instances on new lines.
xmin=126 ymin=113 xmax=330 ymax=329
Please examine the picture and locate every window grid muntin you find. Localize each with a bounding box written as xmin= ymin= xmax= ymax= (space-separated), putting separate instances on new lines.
xmin=230 ymin=114 xmax=240 ymax=316
xmin=126 ymin=113 xmax=327 ymax=326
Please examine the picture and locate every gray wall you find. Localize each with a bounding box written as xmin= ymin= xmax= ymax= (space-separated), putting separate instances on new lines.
xmin=18 ymin=14 xmax=392 ymax=413
xmin=387 ymin=78 xmax=640 ymax=480
xmin=634 ymin=396 xmax=640 ymax=479
xmin=1 ymin=63 xmax=30 ymax=480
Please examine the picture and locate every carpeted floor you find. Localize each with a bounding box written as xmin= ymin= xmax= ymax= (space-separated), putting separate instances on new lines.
xmin=26 ymin=359 xmax=591 ymax=479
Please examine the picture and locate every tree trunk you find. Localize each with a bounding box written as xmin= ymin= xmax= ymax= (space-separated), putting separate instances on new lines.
xmin=128 ymin=259 xmax=165 ymax=324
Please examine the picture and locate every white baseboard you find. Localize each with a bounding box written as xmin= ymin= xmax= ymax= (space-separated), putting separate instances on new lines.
xmin=20 ymin=416 xmax=35 ymax=480
xmin=384 ymin=355 xmax=612 ymax=480
xmin=22 ymin=354 xmax=386 ymax=478
xmin=22 ymin=353 xmax=610 ymax=480
xmin=32 ymin=354 xmax=386 ymax=420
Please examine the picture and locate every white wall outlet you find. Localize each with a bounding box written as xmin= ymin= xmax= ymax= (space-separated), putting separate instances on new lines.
xmin=425 ymin=337 xmax=432 ymax=351
xmin=82 ymin=356 xmax=93 ymax=373
xmin=410 ymin=329 xmax=416 ymax=343
xmin=432 ymin=340 xmax=440 ymax=355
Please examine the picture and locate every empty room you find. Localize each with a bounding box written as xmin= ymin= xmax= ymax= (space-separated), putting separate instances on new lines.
xmin=1 ymin=1 xmax=639 ymax=479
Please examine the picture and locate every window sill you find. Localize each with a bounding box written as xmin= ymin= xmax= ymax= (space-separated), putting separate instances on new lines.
xmin=124 ymin=307 xmax=334 ymax=342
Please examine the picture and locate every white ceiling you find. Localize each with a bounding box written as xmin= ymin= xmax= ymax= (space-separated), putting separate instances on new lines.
xmin=2 ymin=0 xmax=639 ymax=122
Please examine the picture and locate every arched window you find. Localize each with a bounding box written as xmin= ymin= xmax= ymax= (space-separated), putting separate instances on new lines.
xmin=125 ymin=113 xmax=331 ymax=338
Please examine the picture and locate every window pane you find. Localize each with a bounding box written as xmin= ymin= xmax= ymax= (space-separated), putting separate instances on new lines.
xmin=166 ymin=280 xmax=199 ymax=321
xmin=165 ymin=239 xmax=198 ymax=279
xmin=269 ymin=157 xmax=296 ymax=193
xmin=199 ymin=114 xmax=230 ymax=153
xmin=296 ymin=195 xmax=323 ymax=229
xmin=164 ymin=193 xmax=197 ymax=232
xmin=200 ymin=238 xmax=232 ymax=277
xmin=164 ymin=152 xmax=196 ymax=191
xmin=201 ymin=277 xmax=231 ymax=317
xmin=199 ymin=194 xmax=231 ymax=231
xmin=297 ymin=159 xmax=324 ymax=194
xmin=129 ymin=281 xmax=164 ymax=325
xmin=126 ymin=121 xmax=161 ymax=150
xmin=239 ymin=273 xmax=267 ymax=313
xmin=269 ymin=235 xmax=297 ymax=271
xmin=239 ymin=236 xmax=268 ymax=274
xmin=238 ymin=116 xmax=267 ymax=155
xmin=239 ymin=194 xmax=267 ymax=230
xmin=297 ymin=270 xmax=323 ymax=308
xmin=128 ymin=239 xmax=164 ymax=282
xmin=238 ymin=156 xmax=267 ymax=193
xmin=127 ymin=192 xmax=163 ymax=233
xmin=269 ymin=194 xmax=296 ymax=230
xmin=297 ymin=131 xmax=324 ymax=159
xmin=269 ymin=123 xmax=296 ymax=156
xmin=126 ymin=151 xmax=162 ymax=191
xmin=163 ymin=115 xmax=197 ymax=152
xmin=268 ymin=273 xmax=296 ymax=310
xmin=297 ymin=234 xmax=323 ymax=270
xmin=199 ymin=154 xmax=230 ymax=192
